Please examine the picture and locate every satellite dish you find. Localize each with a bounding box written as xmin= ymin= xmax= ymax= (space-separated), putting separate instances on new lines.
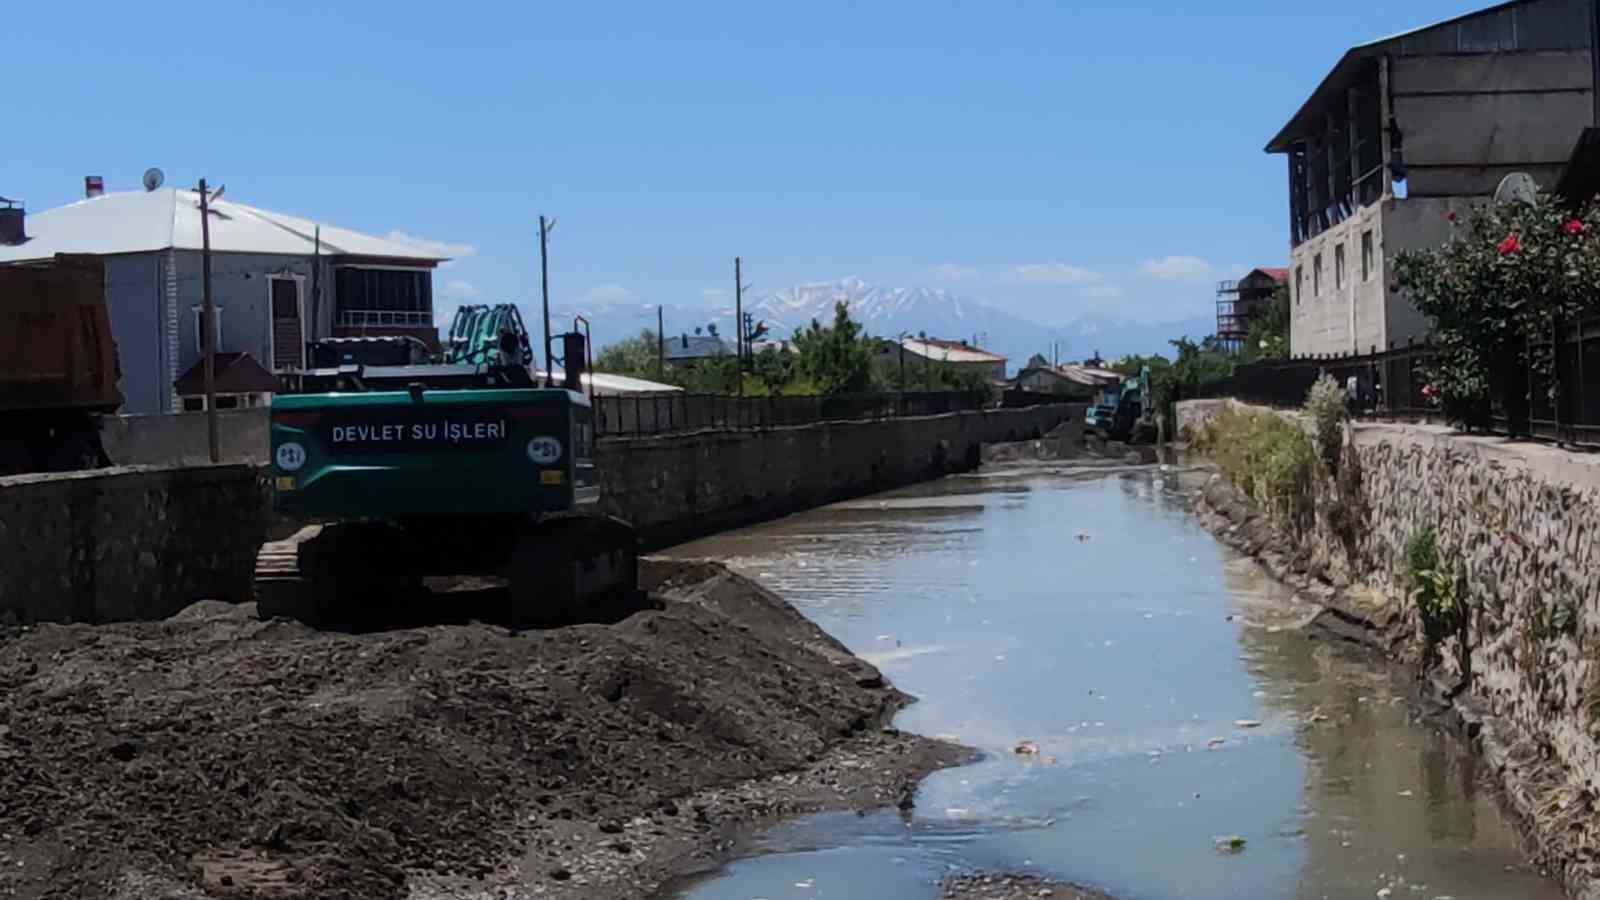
xmin=142 ymin=168 xmax=165 ymax=192
xmin=1494 ymin=172 xmax=1538 ymax=205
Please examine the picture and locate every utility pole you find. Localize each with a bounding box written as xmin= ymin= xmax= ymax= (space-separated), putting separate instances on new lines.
xmin=657 ymin=305 xmax=665 ymax=379
xmin=734 ymin=257 xmax=743 ymax=397
xmin=198 ymin=178 xmax=219 ymax=464
xmin=539 ymin=215 xmax=554 ymax=387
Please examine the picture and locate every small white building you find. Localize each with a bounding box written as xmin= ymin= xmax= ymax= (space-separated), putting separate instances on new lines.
xmin=0 ymin=181 xmax=450 ymax=414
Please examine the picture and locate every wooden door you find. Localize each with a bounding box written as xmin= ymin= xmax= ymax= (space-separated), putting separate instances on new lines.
xmin=271 ymin=278 xmax=304 ymax=369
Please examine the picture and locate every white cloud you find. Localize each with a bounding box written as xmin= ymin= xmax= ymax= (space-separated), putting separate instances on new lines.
xmin=1014 ymin=262 xmax=1104 ymax=285
xmin=1081 ymin=282 xmax=1124 ymax=300
xmin=384 ymin=231 xmax=478 ymax=264
xmin=581 ymin=283 xmax=637 ymax=305
xmin=441 ymin=279 xmax=481 ymax=301
xmin=1140 ymin=256 xmax=1214 ymax=283
xmin=701 ymin=287 xmax=730 ymax=303
xmin=930 ymin=263 xmax=978 ymax=281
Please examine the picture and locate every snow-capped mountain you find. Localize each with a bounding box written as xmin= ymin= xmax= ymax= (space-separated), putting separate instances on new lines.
xmin=538 ymin=276 xmax=1214 ymax=371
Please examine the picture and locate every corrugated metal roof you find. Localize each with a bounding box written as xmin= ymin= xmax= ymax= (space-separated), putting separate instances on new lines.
xmin=1264 ymin=0 xmax=1581 ymax=153
xmin=901 ymin=337 xmax=1006 ymax=363
xmin=0 ymin=189 xmax=449 ymax=263
xmin=540 ymin=370 xmax=684 ymax=395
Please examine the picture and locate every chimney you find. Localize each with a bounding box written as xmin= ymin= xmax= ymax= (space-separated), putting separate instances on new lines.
xmin=84 ymin=176 xmax=104 ymax=199
xmin=0 ymin=197 xmax=23 ymax=246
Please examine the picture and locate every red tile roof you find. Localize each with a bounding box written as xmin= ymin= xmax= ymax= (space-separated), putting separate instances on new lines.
xmin=174 ymin=352 xmax=282 ymax=396
xmin=1255 ymin=267 xmax=1290 ymax=282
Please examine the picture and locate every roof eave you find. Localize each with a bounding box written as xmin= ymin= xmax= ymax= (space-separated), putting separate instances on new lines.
xmin=1265 ymin=49 xmax=1369 ymax=154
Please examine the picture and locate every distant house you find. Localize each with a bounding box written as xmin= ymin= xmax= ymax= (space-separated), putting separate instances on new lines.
xmin=1215 ymin=267 xmax=1287 ymax=352
xmin=0 ymin=182 xmax=449 ymax=414
xmin=883 ymin=337 xmax=1007 ymax=382
xmin=1013 ymin=363 xmax=1123 ymax=403
xmin=1267 ymin=0 xmax=1599 ymax=357
xmin=663 ymin=333 xmax=733 ymax=362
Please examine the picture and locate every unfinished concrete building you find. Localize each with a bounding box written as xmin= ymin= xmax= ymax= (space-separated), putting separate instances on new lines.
xmin=1267 ymin=0 xmax=1598 ymax=357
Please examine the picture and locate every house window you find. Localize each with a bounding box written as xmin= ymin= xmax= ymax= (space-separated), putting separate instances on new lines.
xmin=1313 ymin=254 xmax=1323 ymax=297
xmin=1335 ymin=245 xmax=1346 ymax=291
xmin=334 ymin=267 xmax=433 ymax=326
xmin=1361 ymin=230 xmax=1374 ymax=281
xmin=1295 ymin=266 xmax=1303 ymax=305
xmin=190 ymin=305 xmax=223 ymax=348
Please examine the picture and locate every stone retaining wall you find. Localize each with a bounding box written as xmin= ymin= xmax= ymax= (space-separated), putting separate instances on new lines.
xmin=0 ymin=465 xmax=267 ymax=624
xmin=1178 ymin=398 xmax=1600 ymax=897
xmin=599 ymin=404 xmax=1081 ymax=548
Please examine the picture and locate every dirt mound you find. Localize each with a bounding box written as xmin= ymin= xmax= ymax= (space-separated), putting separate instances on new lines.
xmin=0 ymin=560 xmax=960 ymax=899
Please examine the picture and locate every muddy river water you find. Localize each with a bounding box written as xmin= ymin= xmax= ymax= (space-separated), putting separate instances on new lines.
xmin=664 ymin=462 xmax=1563 ymax=900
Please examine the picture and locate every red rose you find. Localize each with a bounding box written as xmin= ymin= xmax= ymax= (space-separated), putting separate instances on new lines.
xmin=1499 ymin=233 xmax=1521 ymax=255
xmin=1566 ymin=219 xmax=1585 ymax=235
xmin=1446 ymin=211 xmax=1457 ymax=222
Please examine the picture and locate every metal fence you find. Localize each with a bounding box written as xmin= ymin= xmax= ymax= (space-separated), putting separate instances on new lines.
xmin=1195 ymin=323 xmax=1600 ymax=449
xmin=594 ymin=390 xmax=996 ymax=437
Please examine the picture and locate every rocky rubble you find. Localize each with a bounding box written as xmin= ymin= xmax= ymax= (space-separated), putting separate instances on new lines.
xmin=941 ymin=873 xmax=1115 ymax=899
xmin=0 ymin=559 xmax=965 ymax=899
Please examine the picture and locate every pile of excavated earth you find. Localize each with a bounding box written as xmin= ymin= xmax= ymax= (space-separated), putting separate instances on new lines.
xmin=0 ymin=559 xmax=965 ymax=900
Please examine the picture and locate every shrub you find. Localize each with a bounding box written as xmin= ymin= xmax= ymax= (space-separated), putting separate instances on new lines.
xmin=1200 ymin=407 xmax=1317 ymax=531
xmin=1304 ymin=374 xmax=1346 ymax=469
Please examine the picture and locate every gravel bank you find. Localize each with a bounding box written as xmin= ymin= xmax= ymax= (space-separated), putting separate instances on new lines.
xmin=0 ymin=559 xmax=966 ymax=899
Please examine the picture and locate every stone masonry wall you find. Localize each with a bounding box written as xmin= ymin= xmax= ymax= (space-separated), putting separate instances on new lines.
xmin=599 ymin=403 xmax=1080 ymax=548
xmin=0 ymin=465 xmax=267 ymax=624
xmin=1178 ymin=398 xmax=1600 ymax=896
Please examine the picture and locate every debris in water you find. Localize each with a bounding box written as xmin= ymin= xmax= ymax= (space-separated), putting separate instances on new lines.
xmin=1075 ymin=533 xmax=1091 ymax=541
xmin=1207 ymin=737 xmax=1227 ymax=749
xmin=1234 ymin=719 xmax=1262 ymax=729
xmin=1215 ymin=835 xmax=1247 ymax=854
xmin=1014 ymin=740 xmax=1041 ymax=755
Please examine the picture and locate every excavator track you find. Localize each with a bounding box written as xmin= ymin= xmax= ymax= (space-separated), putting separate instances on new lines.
xmin=253 ymin=517 xmax=642 ymax=628
xmin=253 ymin=523 xmax=425 ymax=625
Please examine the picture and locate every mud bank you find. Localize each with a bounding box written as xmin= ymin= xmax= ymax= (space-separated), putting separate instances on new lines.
xmin=0 ymin=559 xmax=967 ymax=900
xmin=1186 ymin=468 xmax=1583 ymax=898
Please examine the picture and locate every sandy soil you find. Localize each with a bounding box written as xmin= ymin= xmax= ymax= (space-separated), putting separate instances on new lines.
xmin=0 ymin=559 xmax=967 ymax=900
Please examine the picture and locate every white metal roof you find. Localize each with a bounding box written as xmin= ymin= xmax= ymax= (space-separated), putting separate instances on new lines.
xmin=0 ymin=189 xmax=449 ymax=263
xmin=538 ymin=370 xmax=684 ymax=395
xmin=899 ymin=337 xmax=1006 ymax=364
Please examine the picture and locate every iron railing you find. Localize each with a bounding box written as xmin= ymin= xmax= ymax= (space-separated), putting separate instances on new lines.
xmin=1196 ymin=322 xmax=1600 ymax=449
xmin=335 ymin=309 xmax=433 ymax=327
xmin=594 ymin=390 xmax=1000 ymax=437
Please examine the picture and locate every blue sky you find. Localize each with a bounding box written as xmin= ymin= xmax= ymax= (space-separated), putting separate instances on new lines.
xmin=13 ymin=1 xmax=1484 ymax=330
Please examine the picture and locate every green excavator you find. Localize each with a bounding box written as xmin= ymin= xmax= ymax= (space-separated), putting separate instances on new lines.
xmin=254 ymin=304 xmax=638 ymax=627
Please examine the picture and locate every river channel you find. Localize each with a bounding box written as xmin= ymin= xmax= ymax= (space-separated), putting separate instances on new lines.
xmin=663 ymin=461 xmax=1563 ymax=900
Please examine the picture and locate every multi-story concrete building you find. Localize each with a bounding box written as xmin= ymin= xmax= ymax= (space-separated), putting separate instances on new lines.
xmin=1268 ymin=0 xmax=1598 ymax=357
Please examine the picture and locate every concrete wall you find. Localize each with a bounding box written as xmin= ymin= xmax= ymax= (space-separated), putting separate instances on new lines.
xmin=101 ymin=408 xmax=270 ymax=466
xmin=0 ymin=464 xmax=267 ymax=624
xmin=1179 ymin=398 xmax=1600 ymax=893
xmin=598 ymin=403 xmax=1080 ymax=548
xmin=1289 ymin=195 xmax=1480 ymax=358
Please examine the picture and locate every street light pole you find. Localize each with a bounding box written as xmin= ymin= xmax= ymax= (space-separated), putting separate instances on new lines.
xmin=539 ymin=215 xmax=554 ymax=387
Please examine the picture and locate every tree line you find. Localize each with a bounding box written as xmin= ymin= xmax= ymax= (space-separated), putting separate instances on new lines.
xmin=594 ymin=301 xmax=993 ymax=396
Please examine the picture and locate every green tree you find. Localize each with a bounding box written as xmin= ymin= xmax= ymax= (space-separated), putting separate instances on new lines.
xmin=1393 ymin=193 xmax=1600 ymax=429
xmin=1240 ymin=283 xmax=1289 ymax=364
xmin=594 ymin=329 xmax=661 ymax=378
xmin=791 ymin=301 xmax=875 ymax=395
xmin=751 ymin=345 xmax=797 ymax=394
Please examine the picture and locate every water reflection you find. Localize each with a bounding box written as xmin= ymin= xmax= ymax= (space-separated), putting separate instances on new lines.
xmin=667 ymin=466 xmax=1559 ymax=900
